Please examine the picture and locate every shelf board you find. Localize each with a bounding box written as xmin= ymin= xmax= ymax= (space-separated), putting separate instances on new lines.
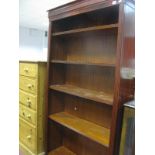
xmin=51 ymin=60 xmax=115 ymax=67
xmin=52 ymin=24 xmax=118 ymax=36
xmin=50 ymin=84 xmax=113 ymax=105
xmin=48 ymin=146 xmax=76 ymax=155
xmin=49 ymin=112 xmax=110 ymax=147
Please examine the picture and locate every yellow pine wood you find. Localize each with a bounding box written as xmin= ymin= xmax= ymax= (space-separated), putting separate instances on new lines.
xmin=37 ymin=63 xmax=47 ymax=153
xmin=19 ymin=75 xmax=38 ymax=94
xmin=19 ymin=89 xmax=37 ymax=111
xmin=20 ymin=62 xmax=38 ymax=78
xmin=19 ymin=118 xmax=37 ymax=154
xmin=49 ymin=112 xmax=110 ymax=147
xmin=20 ymin=142 xmax=36 ymax=155
xmin=19 ymin=104 xmax=37 ymax=125
xmin=19 ymin=61 xmax=46 ymax=155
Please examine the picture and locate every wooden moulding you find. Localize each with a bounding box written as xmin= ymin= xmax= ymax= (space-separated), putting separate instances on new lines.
xmin=52 ymin=24 xmax=118 ymax=36
xmin=49 ymin=112 xmax=110 ymax=147
xmin=50 ymin=84 xmax=113 ymax=106
xmin=48 ymin=0 xmax=120 ymax=21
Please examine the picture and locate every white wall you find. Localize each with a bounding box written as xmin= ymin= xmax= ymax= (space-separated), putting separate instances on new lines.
xmin=19 ymin=26 xmax=48 ymax=60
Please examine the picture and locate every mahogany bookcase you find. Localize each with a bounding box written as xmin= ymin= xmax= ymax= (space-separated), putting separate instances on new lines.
xmin=46 ymin=0 xmax=135 ymax=155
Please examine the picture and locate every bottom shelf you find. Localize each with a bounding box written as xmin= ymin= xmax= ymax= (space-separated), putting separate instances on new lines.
xmin=49 ymin=112 xmax=110 ymax=147
xmin=48 ymin=146 xmax=76 ymax=155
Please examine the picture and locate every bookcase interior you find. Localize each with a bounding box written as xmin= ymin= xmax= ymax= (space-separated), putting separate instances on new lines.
xmin=48 ymin=122 xmax=108 ymax=155
xmin=51 ymin=30 xmax=117 ymax=65
xmin=50 ymin=64 xmax=115 ymax=94
xmin=49 ymin=91 xmax=112 ymax=128
xmin=52 ymin=5 xmax=119 ymax=32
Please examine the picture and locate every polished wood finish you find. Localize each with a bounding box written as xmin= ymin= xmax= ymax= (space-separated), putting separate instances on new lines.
xmin=51 ymin=60 xmax=115 ymax=67
xmin=51 ymin=30 xmax=117 ymax=65
xmin=52 ymin=24 xmax=118 ymax=36
xmin=63 ymin=129 xmax=108 ymax=155
xmin=46 ymin=1 xmax=135 ymax=155
xmin=49 ymin=112 xmax=110 ymax=147
xmin=48 ymin=146 xmax=76 ymax=155
xmin=47 ymin=123 xmax=108 ymax=155
xmin=48 ymin=0 xmax=119 ymax=21
xmin=49 ymin=92 xmax=112 ymax=128
xmin=109 ymin=1 xmax=135 ymax=155
xmin=64 ymin=94 xmax=112 ymax=129
xmin=50 ymin=84 xmax=113 ymax=105
xmin=50 ymin=65 xmax=115 ymax=95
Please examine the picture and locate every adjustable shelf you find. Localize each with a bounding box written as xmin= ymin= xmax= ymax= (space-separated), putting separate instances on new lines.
xmin=50 ymin=84 xmax=113 ymax=106
xmin=52 ymin=24 xmax=118 ymax=36
xmin=51 ymin=60 xmax=115 ymax=67
xmin=49 ymin=112 xmax=110 ymax=147
xmin=48 ymin=146 xmax=76 ymax=155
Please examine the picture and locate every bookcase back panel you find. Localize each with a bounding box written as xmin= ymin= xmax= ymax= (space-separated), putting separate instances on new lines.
xmin=51 ymin=38 xmax=67 ymax=60
xmin=48 ymin=91 xmax=112 ymax=128
xmin=48 ymin=122 xmax=108 ymax=155
xmin=63 ymin=128 xmax=108 ymax=155
xmin=50 ymin=64 xmax=115 ymax=95
xmin=66 ymin=65 xmax=115 ymax=94
xmin=47 ymin=121 xmax=63 ymax=151
xmin=51 ymin=64 xmax=65 ymax=85
xmin=48 ymin=91 xmax=65 ymax=115
xmin=52 ymin=5 xmax=119 ymax=32
xmin=64 ymin=94 xmax=112 ymax=128
xmin=51 ymin=30 xmax=117 ymax=64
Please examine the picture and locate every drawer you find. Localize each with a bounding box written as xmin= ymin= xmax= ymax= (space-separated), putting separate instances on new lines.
xmin=20 ymin=142 xmax=35 ymax=155
xmin=20 ymin=63 xmax=38 ymax=78
xmin=19 ymin=104 xmax=37 ymax=125
xmin=19 ymin=76 xmax=37 ymax=94
xmin=19 ymin=118 xmax=37 ymax=154
xmin=19 ymin=90 xmax=37 ymax=110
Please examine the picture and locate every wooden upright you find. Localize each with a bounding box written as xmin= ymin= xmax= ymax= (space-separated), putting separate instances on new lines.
xmin=46 ymin=0 xmax=135 ymax=155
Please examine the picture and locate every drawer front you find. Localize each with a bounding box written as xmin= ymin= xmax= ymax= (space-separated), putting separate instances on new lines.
xmin=20 ymin=63 xmax=38 ymax=78
xmin=19 ymin=104 xmax=37 ymax=125
xmin=19 ymin=76 xmax=37 ymax=94
xmin=19 ymin=118 xmax=37 ymax=154
xmin=19 ymin=90 xmax=37 ymax=110
xmin=20 ymin=142 xmax=35 ymax=155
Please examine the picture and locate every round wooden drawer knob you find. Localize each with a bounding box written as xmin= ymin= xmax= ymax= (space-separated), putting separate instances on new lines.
xmin=27 ymin=84 xmax=33 ymax=89
xmin=27 ymin=99 xmax=31 ymax=107
xmin=27 ymin=114 xmax=31 ymax=119
xmin=26 ymin=135 xmax=31 ymax=140
xmin=24 ymin=68 xmax=29 ymax=72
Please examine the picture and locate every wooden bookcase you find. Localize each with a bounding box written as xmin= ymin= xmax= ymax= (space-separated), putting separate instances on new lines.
xmin=46 ymin=0 xmax=135 ymax=155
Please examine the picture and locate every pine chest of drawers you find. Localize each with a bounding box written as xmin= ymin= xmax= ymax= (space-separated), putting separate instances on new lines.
xmin=19 ymin=61 xmax=46 ymax=155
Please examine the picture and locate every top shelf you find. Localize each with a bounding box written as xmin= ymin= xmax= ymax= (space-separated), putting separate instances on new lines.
xmin=52 ymin=23 xmax=118 ymax=36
